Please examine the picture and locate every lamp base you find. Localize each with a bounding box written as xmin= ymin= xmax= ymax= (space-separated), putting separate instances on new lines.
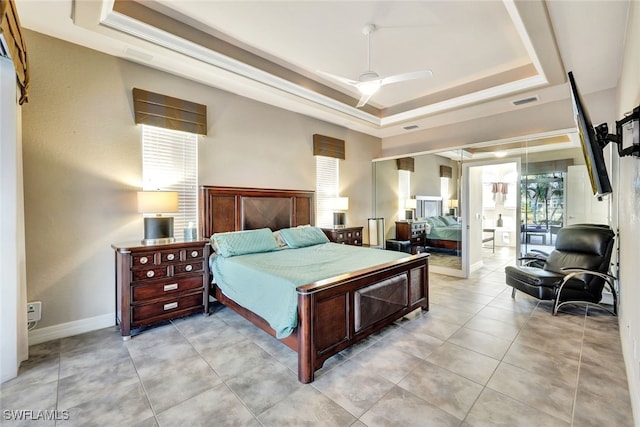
xmin=141 ymin=237 xmax=176 ymax=246
xmin=333 ymin=212 xmax=346 ymax=228
xmin=142 ymin=217 xmax=175 ymax=245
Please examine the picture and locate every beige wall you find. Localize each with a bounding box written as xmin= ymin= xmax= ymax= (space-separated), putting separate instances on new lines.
xmin=616 ymin=0 xmax=640 ymax=422
xmin=22 ymin=30 xmax=381 ymax=333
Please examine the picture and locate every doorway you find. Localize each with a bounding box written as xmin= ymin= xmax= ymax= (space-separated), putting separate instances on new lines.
xmin=462 ymin=159 xmax=520 ymax=276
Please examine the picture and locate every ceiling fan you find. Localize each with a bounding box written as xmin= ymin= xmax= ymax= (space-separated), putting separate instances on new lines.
xmin=318 ymin=24 xmax=433 ymax=108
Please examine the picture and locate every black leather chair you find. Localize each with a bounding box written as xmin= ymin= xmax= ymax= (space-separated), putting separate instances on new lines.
xmin=505 ymin=224 xmax=617 ymax=315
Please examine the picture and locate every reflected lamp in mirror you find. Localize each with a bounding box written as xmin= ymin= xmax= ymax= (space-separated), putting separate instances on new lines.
xmin=405 ymin=198 xmax=417 ymax=221
xmin=329 ymin=197 xmax=349 ymax=228
xmin=449 ymin=199 xmax=458 ymax=216
xmin=137 ymin=191 xmax=179 ymax=245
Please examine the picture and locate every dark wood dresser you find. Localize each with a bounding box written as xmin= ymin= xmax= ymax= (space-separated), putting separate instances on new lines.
xmin=112 ymin=239 xmax=211 ymax=339
xmin=395 ymin=221 xmax=428 ymax=254
xmin=321 ymin=226 xmax=363 ymax=246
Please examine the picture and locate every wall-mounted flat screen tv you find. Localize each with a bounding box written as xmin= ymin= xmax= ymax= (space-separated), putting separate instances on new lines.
xmin=568 ymin=71 xmax=612 ymax=199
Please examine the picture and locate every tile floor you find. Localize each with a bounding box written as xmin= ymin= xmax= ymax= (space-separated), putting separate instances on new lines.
xmin=1 ymin=247 xmax=634 ymax=426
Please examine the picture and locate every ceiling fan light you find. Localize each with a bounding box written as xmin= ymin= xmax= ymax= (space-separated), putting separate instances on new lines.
xmin=358 ymin=80 xmax=381 ymax=95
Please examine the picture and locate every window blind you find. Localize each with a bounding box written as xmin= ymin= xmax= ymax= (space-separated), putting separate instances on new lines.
xmin=398 ymin=169 xmax=411 ymax=220
xmin=142 ymin=125 xmax=198 ymax=238
xmin=316 ymin=156 xmax=339 ymax=227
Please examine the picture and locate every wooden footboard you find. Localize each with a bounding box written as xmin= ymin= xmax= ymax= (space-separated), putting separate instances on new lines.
xmin=426 ymin=238 xmax=460 ymax=251
xmin=212 ymin=253 xmax=429 ymax=383
xmin=296 ymin=253 xmax=429 ymax=383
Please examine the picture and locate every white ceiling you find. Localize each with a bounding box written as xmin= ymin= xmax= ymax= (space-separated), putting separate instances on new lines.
xmin=15 ymin=0 xmax=630 ymax=153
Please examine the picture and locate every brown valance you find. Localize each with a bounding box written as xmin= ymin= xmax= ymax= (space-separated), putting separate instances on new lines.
xmin=132 ymin=88 xmax=207 ymax=135
xmin=524 ymin=159 xmax=574 ymax=175
xmin=440 ymin=165 xmax=453 ymax=178
xmin=0 ymin=0 xmax=29 ymax=104
xmin=313 ymin=134 xmax=345 ymax=159
xmin=396 ymin=157 xmax=415 ymax=172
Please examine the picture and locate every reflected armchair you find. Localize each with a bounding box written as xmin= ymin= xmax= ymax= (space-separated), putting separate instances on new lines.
xmin=505 ymin=224 xmax=617 ymax=315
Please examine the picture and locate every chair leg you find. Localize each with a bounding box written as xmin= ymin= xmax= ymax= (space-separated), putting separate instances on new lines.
xmin=511 ymin=288 xmax=516 ymax=298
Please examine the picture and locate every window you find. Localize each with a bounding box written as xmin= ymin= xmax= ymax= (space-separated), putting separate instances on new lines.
xmin=142 ymin=125 xmax=198 ymax=238
xmin=398 ymin=169 xmax=411 ymax=220
xmin=315 ymin=156 xmax=339 ymax=227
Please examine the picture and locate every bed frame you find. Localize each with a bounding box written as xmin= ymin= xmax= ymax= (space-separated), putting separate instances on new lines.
xmin=200 ymin=186 xmax=429 ymax=383
xmin=416 ymin=196 xmax=461 ymax=251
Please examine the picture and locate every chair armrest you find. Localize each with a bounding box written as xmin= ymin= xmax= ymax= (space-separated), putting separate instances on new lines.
xmin=529 ymin=249 xmax=549 ymax=256
xmin=518 ymin=256 xmax=547 ymax=267
xmin=558 ymin=268 xmax=617 ymax=292
xmin=554 ymin=268 xmax=618 ymax=315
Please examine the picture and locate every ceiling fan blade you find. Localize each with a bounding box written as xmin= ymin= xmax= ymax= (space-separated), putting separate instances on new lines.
xmin=380 ymin=70 xmax=433 ymax=86
xmin=356 ymin=92 xmax=374 ymax=108
xmin=316 ymin=70 xmax=359 ymax=87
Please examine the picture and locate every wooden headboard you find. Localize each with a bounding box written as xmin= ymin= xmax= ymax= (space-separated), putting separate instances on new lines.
xmin=199 ymin=186 xmax=315 ymax=238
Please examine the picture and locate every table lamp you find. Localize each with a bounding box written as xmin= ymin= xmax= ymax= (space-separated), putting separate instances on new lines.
xmin=405 ymin=198 xmax=417 ymax=220
xmin=329 ymin=197 xmax=349 ymax=228
xmin=137 ymin=191 xmax=179 ymax=244
xmin=449 ymin=199 xmax=458 ymax=216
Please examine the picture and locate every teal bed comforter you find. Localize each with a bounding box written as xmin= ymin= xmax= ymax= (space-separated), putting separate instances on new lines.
xmin=428 ymin=225 xmax=462 ymax=241
xmin=210 ymin=243 xmax=408 ymax=338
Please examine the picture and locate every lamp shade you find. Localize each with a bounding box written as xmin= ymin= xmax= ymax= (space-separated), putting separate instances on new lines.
xmin=450 ymin=199 xmax=459 ymax=209
xmin=405 ymin=198 xmax=417 ymax=210
xmin=137 ymin=191 xmax=179 ymax=214
xmin=328 ymin=197 xmax=349 ymax=211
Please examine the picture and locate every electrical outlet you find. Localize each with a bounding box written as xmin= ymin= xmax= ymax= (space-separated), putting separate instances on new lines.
xmin=27 ymin=301 xmax=41 ymax=322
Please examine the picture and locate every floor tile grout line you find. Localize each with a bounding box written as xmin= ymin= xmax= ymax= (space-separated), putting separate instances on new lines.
xmin=54 ymin=340 xmax=62 ymax=427
xmin=174 ymin=317 xmax=277 ymax=426
xmin=459 ymin=288 xmax=540 ymax=426
xmin=569 ymin=307 xmax=588 ymax=427
xmin=125 ymin=328 xmax=165 ymax=426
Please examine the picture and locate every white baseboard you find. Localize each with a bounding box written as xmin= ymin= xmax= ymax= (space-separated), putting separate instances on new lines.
xmin=470 ymin=260 xmax=484 ymax=273
xmin=28 ymin=313 xmax=116 ymax=346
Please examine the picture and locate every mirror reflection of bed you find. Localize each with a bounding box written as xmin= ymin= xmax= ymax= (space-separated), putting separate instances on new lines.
xmin=416 ymin=196 xmax=462 ymax=270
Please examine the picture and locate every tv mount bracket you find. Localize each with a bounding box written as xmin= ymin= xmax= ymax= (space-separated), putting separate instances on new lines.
xmin=596 ymin=105 xmax=640 ymax=158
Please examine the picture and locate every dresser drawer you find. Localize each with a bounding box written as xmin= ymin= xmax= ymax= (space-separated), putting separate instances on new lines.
xmin=160 ymin=249 xmax=181 ymax=263
xmin=132 ymin=275 xmax=203 ymax=302
xmin=186 ymin=247 xmax=204 ymax=259
xmin=132 ymin=291 xmax=203 ymax=324
xmin=132 ymin=266 xmax=168 ymax=282
xmin=174 ymin=260 xmax=203 ymax=275
xmin=132 ymin=252 xmax=156 ymax=267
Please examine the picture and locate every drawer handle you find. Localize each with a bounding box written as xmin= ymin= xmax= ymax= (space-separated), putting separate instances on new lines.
xmin=146 ymin=270 xmax=155 ymax=278
xmin=191 ymin=250 xmax=199 ymax=258
xmin=167 ymin=254 xmax=175 ymax=261
xmin=163 ymin=283 xmax=178 ymax=291
xmin=140 ymin=257 xmax=149 ymax=265
xmin=185 ymin=265 xmax=193 ymax=272
xmin=163 ymin=302 xmax=178 ymax=311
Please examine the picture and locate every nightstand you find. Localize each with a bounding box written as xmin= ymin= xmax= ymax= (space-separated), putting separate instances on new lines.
xmin=321 ymin=226 xmax=363 ymax=246
xmin=112 ymin=239 xmax=211 ymax=339
xmin=395 ymin=220 xmax=429 ymax=254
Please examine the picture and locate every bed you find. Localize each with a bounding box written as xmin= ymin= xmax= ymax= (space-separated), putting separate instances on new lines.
xmin=424 ymin=216 xmax=462 ymax=251
xmin=416 ymin=197 xmax=462 ymax=251
xmin=200 ymin=186 xmax=429 ymax=383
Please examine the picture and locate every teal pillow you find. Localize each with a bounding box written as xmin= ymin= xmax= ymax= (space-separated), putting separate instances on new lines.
xmin=212 ymin=228 xmax=279 ymax=257
xmin=425 ymin=217 xmax=445 ymax=228
xmin=279 ymin=226 xmax=330 ymax=248
xmin=440 ymin=215 xmax=458 ymax=226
